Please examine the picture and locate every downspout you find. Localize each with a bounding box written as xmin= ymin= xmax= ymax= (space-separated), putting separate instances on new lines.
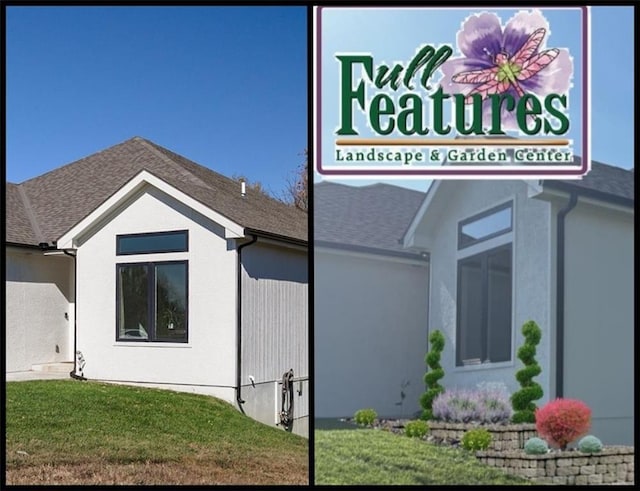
xmin=555 ymin=191 xmax=577 ymax=398
xmin=236 ymin=234 xmax=258 ymax=412
xmin=62 ymin=249 xmax=85 ymax=381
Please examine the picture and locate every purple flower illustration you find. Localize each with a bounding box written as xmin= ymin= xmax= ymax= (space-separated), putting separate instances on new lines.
xmin=440 ymin=10 xmax=573 ymax=131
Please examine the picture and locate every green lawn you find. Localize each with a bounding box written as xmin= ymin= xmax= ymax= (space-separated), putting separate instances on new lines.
xmin=6 ymin=380 xmax=308 ymax=485
xmin=315 ymin=429 xmax=530 ymax=485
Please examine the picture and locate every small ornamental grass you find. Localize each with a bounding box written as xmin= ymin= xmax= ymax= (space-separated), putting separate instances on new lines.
xmin=354 ymin=408 xmax=377 ymax=427
xmin=535 ymin=398 xmax=591 ymax=450
xmin=461 ymin=428 xmax=492 ymax=451
xmin=405 ymin=420 xmax=429 ymax=439
xmin=432 ymin=387 xmax=512 ymax=424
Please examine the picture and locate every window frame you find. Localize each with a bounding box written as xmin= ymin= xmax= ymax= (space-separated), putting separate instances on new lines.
xmin=115 ymin=260 xmax=189 ymax=343
xmin=457 ymin=201 xmax=513 ymax=250
xmin=455 ymin=242 xmax=513 ymax=367
xmin=116 ymin=230 xmax=189 ymax=256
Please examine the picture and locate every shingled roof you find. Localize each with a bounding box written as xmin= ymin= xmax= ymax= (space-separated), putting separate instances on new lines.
xmin=6 ymin=137 xmax=307 ymax=246
xmin=544 ymin=158 xmax=634 ymax=207
xmin=314 ymin=181 xmax=426 ymax=257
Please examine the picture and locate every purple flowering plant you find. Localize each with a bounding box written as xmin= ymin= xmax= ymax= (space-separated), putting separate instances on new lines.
xmin=440 ymin=9 xmax=573 ymax=130
xmin=433 ymin=385 xmax=513 ymax=424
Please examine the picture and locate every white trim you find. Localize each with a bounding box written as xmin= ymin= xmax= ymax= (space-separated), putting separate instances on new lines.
xmin=452 ymin=360 xmax=515 ymax=373
xmin=56 ymin=170 xmax=245 ymax=249
xmin=315 ymin=245 xmax=429 ymax=267
xmin=402 ymin=180 xmax=441 ymax=249
xmin=529 ymin=186 xmax=633 ymax=215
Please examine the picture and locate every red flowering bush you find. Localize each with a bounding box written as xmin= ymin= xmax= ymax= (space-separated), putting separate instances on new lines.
xmin=535 ymin=398 xmax=591 ymax=450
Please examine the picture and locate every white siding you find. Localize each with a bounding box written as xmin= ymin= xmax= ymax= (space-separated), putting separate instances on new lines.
xmin=239 ymin=242 xmax=308 ymax=436
xmin=411 ymin=180 xmax=553 ymax=402
xmin=315 ymin=249 xmax=429 ymax=419
xmin=562 ymin=200 xmax=634 ymax=444
xmin=74 ymin=185 xmax=237 ymax=403
xmin=6 ymin=248 xmax=73 ymax=372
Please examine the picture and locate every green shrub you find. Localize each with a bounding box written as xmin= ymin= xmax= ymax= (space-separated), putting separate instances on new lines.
xmin=578 ymin=435 xmax=603 ymax=453
xmin=524 ymin=437 xmax=549 ymax=455
xmin=354 ymin=408 xmax=377 ymax=426
xmin=419 ymin=330 xmax=445 ymax=420
xmin=461 ymin=428 xmax=492 ymax=451
xmin=405 ymin=420 xmax=429 ymax=438
xmin=511 ymin=320 xmax=543 ymax=423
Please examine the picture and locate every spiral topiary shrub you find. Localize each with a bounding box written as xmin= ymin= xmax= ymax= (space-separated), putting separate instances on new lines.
xmin=419 ymin=330 xmax=445 ymax=420
xmin=524 ymin=437 xmax=549 ymax=455
xmin=578 ymin=435 xmax=603 ymax=453
xmin=405 ymin=420 xmax=429 ymax=438
xmin=354 ymin=408 xmax=377 ymax=426
xmin=511 ymin=320 xmax=543 ymax=423
xmin=535 ymin=398 xmax=591 ymax=450
xmin=461 ymin=428 xmax=492 ymax=451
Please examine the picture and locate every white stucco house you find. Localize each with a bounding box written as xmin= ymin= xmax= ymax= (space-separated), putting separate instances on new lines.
xmin=315 ymin=161 xmax=634 ymax=445
xmin=402 ymin=161 xmax=634 ymax=445
xmin=314 ymin=182 xmax=429 ymax=420
xmin=5 ymin=136 xmax=309 ymax=437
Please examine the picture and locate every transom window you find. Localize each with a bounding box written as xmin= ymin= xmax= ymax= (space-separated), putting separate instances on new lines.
xmin=458 ymin=202 xmax=512 ymax=249
xmin=117 ymin=230 xmax=188 ymax=255
xmin=456 ymin=243 xmax=512 ymax=366
xmin=116 ymin=261 xmax=188 ymax=343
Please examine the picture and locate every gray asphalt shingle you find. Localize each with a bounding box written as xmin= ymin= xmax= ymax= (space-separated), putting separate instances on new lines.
xmin=314 ymin=181 xmax=426 ymax=254
xmin=6 ymin=137 xmax=307 ymax=246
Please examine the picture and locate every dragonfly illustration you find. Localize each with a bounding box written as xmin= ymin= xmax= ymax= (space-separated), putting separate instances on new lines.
xmin=452 ymin=28 xmax=559 ymax=102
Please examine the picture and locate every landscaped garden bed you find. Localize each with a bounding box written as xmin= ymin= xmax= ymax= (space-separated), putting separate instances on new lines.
xmin=429 ymin=421 xmax=537 ymax=451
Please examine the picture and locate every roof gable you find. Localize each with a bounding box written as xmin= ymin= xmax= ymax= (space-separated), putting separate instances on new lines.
xmin=402 ymin=160 xmax=634 ymax=248
xmin=56 ymin=170 xmax=245 ymax=249
xmin=6 ymin=137 xmax=307 ymax=246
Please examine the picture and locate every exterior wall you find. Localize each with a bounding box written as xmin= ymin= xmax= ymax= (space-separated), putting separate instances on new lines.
xmin=239 ymin=241 xmax=309 ymax=437
xmin=315 ymin=248 xmax=430 ymax=419
xmin=74 ymin=185 xmax=237 ymax=403
xmin=412 ymin=180 xmax=553 ymax=401
xmin=6 ymin=247 xmax=73 ymax=372
xmin=561 ymin=200 xmax=634 ymax=444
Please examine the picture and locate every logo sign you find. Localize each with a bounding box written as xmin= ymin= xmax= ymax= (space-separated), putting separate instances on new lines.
xmin=314 ymin=7 xmax=590 ymax=178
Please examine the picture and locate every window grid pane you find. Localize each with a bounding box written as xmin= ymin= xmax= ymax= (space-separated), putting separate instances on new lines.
xmin=117 ymin=261 xmax=188 ymax=343
xmin=117 ymin=231 xmax=188 ymax=255
xmin=456 ymin=244 xmax=512 ymax=366
xmin=458 ymin=203 xmax=512 ymax=249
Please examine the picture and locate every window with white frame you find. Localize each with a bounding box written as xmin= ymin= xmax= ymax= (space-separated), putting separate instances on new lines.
xmin=456 ymin=202 xmax=513 ymax=366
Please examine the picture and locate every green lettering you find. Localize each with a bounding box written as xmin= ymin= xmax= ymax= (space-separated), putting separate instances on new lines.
xmin=336 ymin=55 xmax=373 ymax=136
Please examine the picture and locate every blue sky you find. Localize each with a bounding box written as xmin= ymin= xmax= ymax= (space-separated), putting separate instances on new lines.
xmin=5 ymin=6 xmax=306 ymax=198
xmin=317 ymin=5 xmax=634 ymax=191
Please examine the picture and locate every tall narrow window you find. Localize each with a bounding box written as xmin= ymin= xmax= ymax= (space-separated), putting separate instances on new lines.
xmin=456 ymin=244 xmax=512 ymax=366
xmin=117 ymin=261 xmax=188 ymax=342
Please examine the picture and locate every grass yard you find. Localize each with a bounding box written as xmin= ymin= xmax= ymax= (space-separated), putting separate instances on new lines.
xmin=315 ymin=429 xmax=530 ymax=485
xmin=6 ymin=380 xmax=308 ymax=485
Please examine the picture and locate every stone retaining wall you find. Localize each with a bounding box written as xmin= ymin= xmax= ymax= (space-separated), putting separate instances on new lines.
xmin=429 ymin=422 xmax=537 ymax=451
xmin=476 ymin=446 xmax=635 ymax=485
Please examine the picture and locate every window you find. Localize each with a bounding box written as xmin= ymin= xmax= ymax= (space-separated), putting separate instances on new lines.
xmin=117 ymin=261 xmax=188 ymax=342
xmin=456 ymin=244 xmax=512 ymax=366
xmin=117 ymin=230 xmax=188 ymax=255
xmin=458 ymin=202 xmax=512 ymax=249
